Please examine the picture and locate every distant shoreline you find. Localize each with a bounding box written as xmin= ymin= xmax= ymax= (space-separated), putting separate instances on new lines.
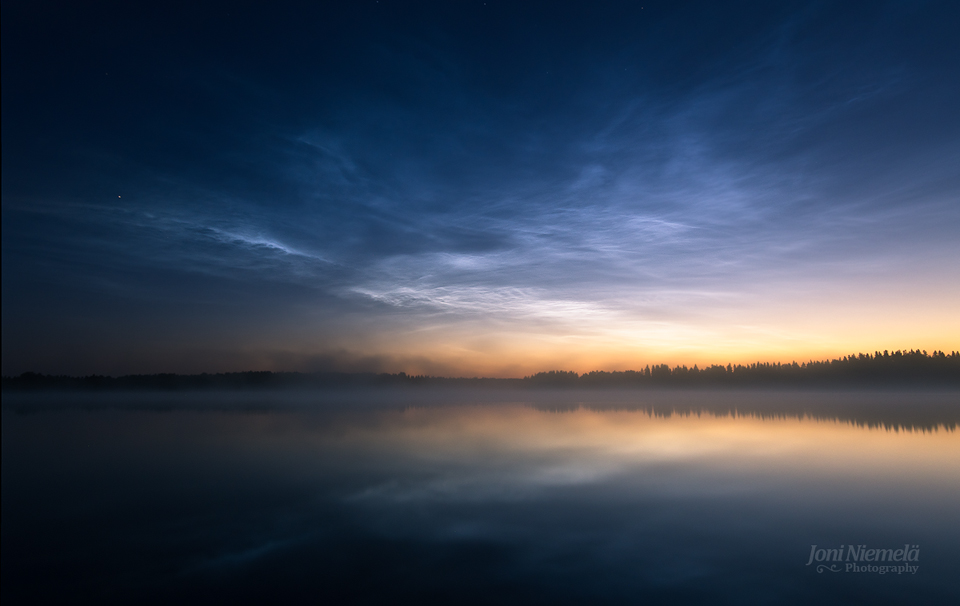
xmin=4 ymin=350 xmax=958 ymax=391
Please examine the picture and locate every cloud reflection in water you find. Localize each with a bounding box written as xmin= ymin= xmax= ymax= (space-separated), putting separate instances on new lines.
xmin=2 ymin=391 xmax=958 ymax=604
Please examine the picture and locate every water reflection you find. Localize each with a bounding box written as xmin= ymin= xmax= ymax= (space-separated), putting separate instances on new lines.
xmin=3 ymin=390 xmax=958 ymax=605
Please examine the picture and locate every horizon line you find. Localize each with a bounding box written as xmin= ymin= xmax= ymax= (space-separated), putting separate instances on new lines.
xmin=4 ymin=349 xmax=958 ymax=384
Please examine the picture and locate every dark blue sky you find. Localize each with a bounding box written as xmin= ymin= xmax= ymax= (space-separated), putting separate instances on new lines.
xmin=3 ymin=1 xmax=959 ymax=376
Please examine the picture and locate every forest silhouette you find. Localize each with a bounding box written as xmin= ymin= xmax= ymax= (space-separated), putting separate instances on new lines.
xmin=4 ymin=349 xmax=958 ymax=390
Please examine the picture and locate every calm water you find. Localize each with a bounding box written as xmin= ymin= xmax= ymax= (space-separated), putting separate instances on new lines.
xmin=3 ymin=390 xmax=958 ymax=605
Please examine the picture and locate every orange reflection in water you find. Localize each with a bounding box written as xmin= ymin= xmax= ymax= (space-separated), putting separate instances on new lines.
xmin=336 ymin=405 xmax=956 ymax=461
xmin=242 ymin=404 xmax=959 ymax=501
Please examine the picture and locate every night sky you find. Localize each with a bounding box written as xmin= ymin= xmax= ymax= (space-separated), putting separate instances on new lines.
xmin=3 ymin=1 xmax=958 ymax=377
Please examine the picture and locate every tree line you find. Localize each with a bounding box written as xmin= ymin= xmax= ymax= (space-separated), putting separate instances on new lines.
xmin=3 ymin=350 xmax=958 ymax=391
xmin=528 ymin=350 xmax=960 ymax=386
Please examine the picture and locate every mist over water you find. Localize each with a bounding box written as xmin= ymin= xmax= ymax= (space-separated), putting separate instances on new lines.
xmin=3 ymin=390 xmax=958 ymax=605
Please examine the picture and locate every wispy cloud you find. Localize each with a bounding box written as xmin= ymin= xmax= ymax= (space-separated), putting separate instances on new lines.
xmin=4 ymin=1 xmax=958 ymax=374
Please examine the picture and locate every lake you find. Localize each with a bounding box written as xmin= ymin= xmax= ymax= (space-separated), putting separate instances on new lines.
xmin=2 ymin=389 xmax=958 ymax=605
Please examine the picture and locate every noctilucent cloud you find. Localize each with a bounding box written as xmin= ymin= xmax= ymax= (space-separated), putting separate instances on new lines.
xmin=3 ymin=1 xmax=959 ymax=376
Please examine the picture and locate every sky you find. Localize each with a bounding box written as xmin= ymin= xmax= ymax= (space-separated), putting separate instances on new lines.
xmin=2 ymin=1 xmax=959 ymax=377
